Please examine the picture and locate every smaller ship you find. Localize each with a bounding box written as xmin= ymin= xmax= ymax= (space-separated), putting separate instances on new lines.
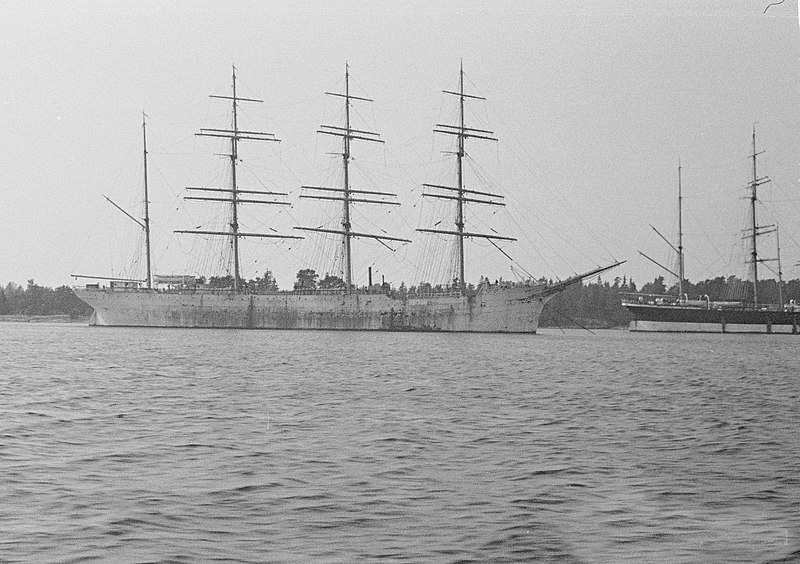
xmin=621 ymin=129 xmax=799 ymax=334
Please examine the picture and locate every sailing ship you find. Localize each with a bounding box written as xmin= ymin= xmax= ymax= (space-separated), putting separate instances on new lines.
xmin=73 ymin=64 xmax=619 ymax=332
xmin=621 ymin=129 xmax=799 ymax=334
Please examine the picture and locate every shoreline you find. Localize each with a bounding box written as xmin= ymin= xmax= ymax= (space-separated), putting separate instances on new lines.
xmin=0 ymin=314 xmax=89 ymax=324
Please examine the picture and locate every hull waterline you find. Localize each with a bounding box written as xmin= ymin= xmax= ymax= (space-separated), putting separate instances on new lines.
xmin=624 ymin=303 xmax=800 ymax=334
xmin=73 ymin=285 xmax=553 ymax=333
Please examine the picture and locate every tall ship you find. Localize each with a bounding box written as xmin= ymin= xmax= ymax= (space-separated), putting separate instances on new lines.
xmin=621 ymin=129 xmax=799 ymax=334
xmin=73 ymin=64 xmax=619 ymax=333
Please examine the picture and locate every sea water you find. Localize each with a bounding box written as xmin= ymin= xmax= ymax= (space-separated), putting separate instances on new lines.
xmin=1 ymin=322 xmax=798 ymax=563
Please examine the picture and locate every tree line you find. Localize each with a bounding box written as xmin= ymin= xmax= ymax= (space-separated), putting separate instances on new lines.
xmin=5 ymin=273 xmax=799 ymax=327
xmin=0 ymin=280 xmax=93 ymax=318
xmin=540 ymin=274 xmax=800 ymax=329
xmin=540 ymin=276 xmax=634 ymax=328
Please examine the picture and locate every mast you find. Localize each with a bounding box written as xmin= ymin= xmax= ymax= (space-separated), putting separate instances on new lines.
xmin=296 ymin=64 xmax=410 ymax=292
xmin=418 ymin=63 xmax=511 ymax=296
xmin=776 ymin=224 xmax=784 ymax=307
xmin=230 ymin=66 xmax=242 ymax=291
xmin=142 ymin=112 xmax=152 ymax=289
xmin=748 ymin=126 xmax=771 ymax=307
xmin=92 ymin=115 xmax=153 ymax=287
xmin=677 ymin=160 xmax=683 ymax=297
xmin=342 ymin=65 xmax=353 ymax=289
xmin=176 ymin=65 xmax=302 ymax=291
xmin=456 ymin=63 xmax=466 ymax=293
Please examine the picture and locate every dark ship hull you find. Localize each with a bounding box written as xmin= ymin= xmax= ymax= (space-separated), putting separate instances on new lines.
xmin=623 ymin=300 xmax=800 ymax=334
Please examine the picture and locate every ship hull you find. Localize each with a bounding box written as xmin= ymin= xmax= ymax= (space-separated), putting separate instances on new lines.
xmin=73 ymin=285 xmax=552 ymax=333
xmin=624 ymin=304 xmax=800 ymax=334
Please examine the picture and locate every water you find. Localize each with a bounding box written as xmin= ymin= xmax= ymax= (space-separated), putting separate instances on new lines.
xmin=1 ymin=322 xmax=798 ymax=563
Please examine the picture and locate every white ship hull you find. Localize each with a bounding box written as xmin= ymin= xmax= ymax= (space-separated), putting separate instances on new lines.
xmin=73 ymin=284 xmax=553 ymax=333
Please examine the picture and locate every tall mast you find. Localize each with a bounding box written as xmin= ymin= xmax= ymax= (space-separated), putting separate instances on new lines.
xmin=748 ymin=126 xmax=770 ymax=307
xmin=750 ymin=127 xmax=759 ymax=305
xmin=142 ymin=112 xmax=152 ymax=289
xmin=776 ymin=224 xmax=784 ymax=307
xmin=230 ymin=66 xmax=242 ymax=291
xmin=342 ymin=65 xmax=353 ymax=289
xmin=296 ymin=64 xmax=409 ymax=292
xmin=456 ymin=62 xmax=466 ymax=293
xmin=418 ymin=63 xmax=512 ymax=296
xmin=677 ymin=160 xmax=683 ymax=297
xmin=176 ymin=65 xmax=302 ymax=290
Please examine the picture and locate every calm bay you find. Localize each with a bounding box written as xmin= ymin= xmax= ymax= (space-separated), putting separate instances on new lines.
xmin=1 ymin=322 xmax=798 ymax=562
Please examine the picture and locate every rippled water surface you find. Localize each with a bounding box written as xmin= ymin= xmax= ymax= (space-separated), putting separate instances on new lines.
xmin=1 ymin=322 xmax=799 ymax=562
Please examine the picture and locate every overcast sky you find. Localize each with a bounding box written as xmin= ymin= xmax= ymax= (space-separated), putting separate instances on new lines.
xmin=2 ymin=1 xmax=799 ymax=290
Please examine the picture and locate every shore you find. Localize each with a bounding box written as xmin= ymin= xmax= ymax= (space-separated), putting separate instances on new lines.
xmin=0 ymin=314 xmax=88 ymax=324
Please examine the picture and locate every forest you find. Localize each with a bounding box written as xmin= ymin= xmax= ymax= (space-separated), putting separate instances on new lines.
xmin=0 ymin=280 xmax=93 ymax=318
xmin=540 ymin=274 xmax=800 ymax=329
xmin=3 ymin=274 xmax=799 ymax=328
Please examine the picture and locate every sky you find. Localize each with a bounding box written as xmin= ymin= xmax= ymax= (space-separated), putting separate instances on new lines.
xmin=2 ymin=0 xmax=800 ymax=291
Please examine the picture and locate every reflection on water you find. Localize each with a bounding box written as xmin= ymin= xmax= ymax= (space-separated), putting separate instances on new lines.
xmin=1 ymin=323 xmax=798 ymax=562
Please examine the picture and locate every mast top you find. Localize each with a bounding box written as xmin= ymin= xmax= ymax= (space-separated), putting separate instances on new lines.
xmin=298 ymin=64 xmax=408 ymax=291
xmin=419 ymin=63 xmax=509 ymax=295
xmin=747 ymin=126 xmax=771 ymax=307
xmin=177 ymin=67 xmax=298 ymax=291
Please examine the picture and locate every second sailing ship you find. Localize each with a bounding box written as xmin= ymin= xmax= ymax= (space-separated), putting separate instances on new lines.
xmin=621 ymin=128 xmax=799 ymax=334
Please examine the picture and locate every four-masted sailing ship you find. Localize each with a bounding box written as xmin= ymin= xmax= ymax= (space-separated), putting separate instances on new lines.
xmin=73 ymin=64 xmax=619 ymax=332
xmin=621 ymin=128 xmax=799 ymax=333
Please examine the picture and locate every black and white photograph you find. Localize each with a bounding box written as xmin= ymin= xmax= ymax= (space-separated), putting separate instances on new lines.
xmin=1 ymin=1 xmax=799 ymax=561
